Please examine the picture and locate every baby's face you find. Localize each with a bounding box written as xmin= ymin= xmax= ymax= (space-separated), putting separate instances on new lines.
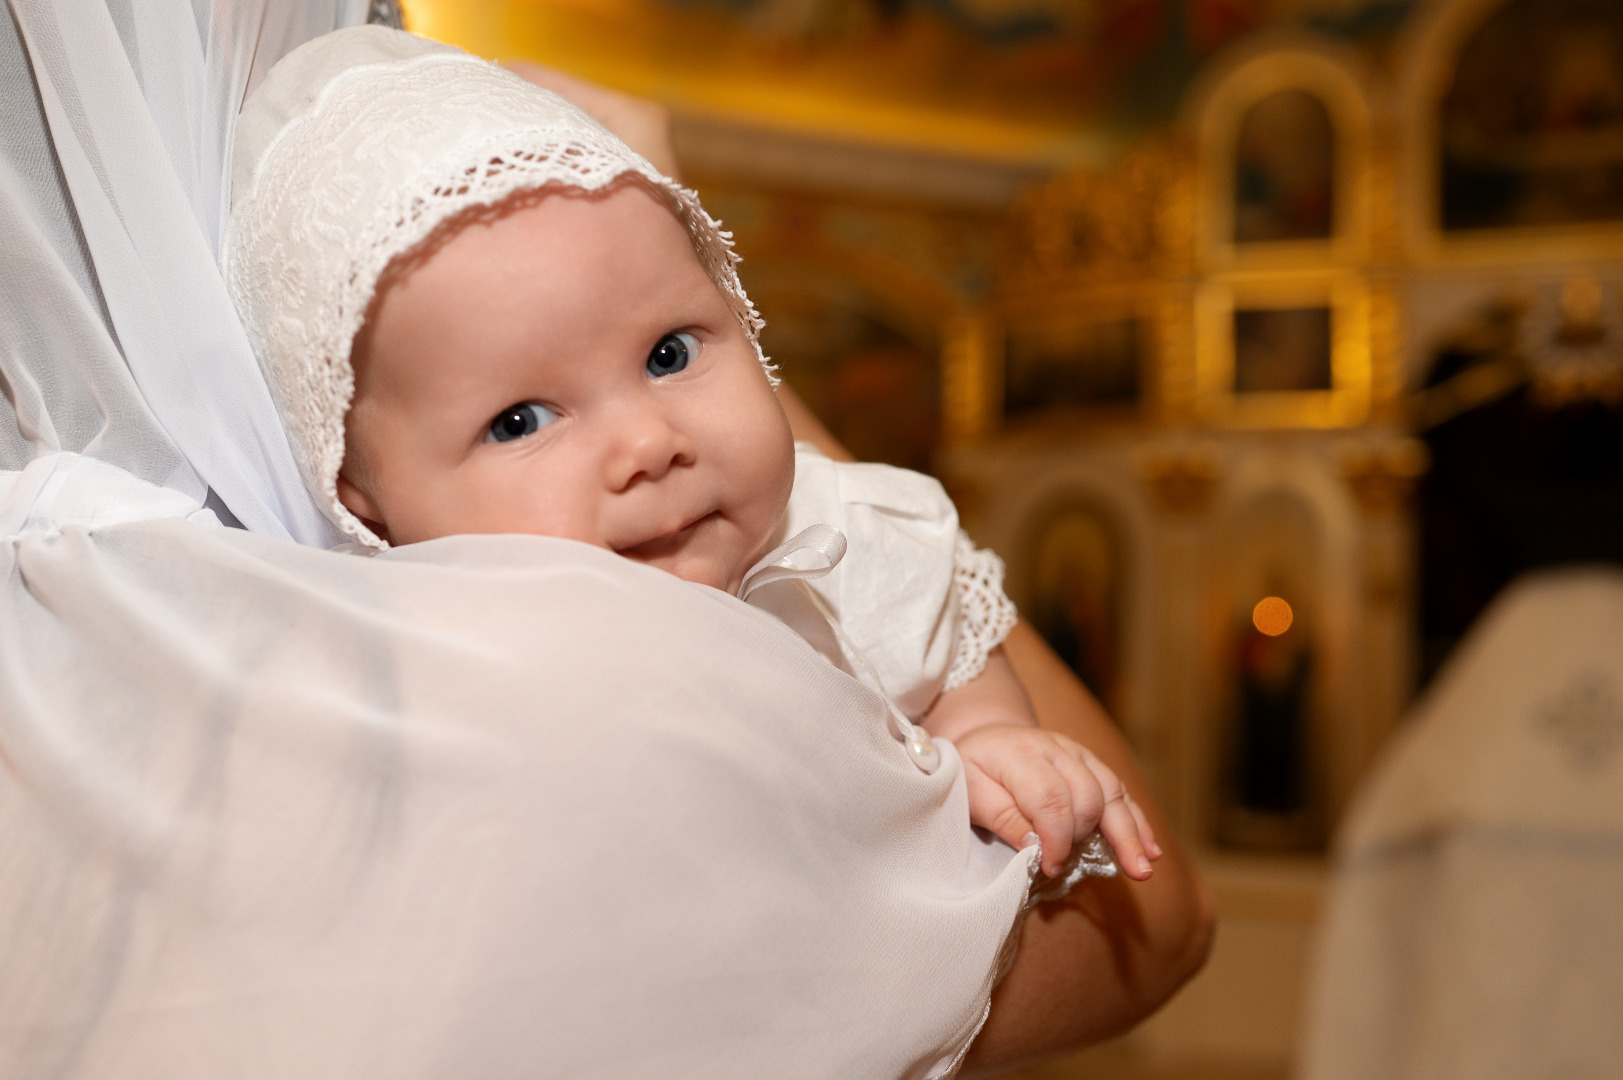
xmin=339 ymin=182 xmax=795 ymax=594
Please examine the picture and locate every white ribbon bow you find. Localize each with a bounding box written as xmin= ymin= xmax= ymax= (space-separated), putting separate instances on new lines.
xmin=739 ymin=525 xmax=940 ymax=774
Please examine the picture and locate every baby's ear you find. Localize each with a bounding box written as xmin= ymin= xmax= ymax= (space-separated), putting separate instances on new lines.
xmin=335 ymin=472 xmax=391 ymax=544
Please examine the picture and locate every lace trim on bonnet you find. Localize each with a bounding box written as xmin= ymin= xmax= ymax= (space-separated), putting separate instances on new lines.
xmin=224 ymin=27 xmax=772 ymax=549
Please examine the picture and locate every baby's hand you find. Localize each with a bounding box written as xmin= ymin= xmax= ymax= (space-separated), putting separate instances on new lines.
xmin=952 ymin=725 xmax=1160 ymax=881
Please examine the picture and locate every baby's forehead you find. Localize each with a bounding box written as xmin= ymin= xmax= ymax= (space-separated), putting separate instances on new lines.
xmin=359 ymin=183 xmax=730 ymax=386
xmin=372 ymin=182 xmax=724 ymax=343
xmin=385 ymin=178 xmax=700 ymax=285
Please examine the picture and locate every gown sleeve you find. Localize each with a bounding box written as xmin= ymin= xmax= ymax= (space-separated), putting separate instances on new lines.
xmin=767 ymin=443 xmax=1018 ymax=719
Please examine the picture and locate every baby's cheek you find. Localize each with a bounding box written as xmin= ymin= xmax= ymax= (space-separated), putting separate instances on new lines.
xmin=760 ymin=404 xmax=797 ymax=504
xmin=745 ymin=430 xmax=795 ymax=537
xmin=383 ymin=466 xmax=499 ymax=544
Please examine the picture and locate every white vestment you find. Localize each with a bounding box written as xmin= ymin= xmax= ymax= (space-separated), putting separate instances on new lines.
xmin=1300 ymin=568 xmax=1623 ymax=1080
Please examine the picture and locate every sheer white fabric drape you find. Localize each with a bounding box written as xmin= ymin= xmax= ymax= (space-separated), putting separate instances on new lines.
xmin=2 ymin=0 xmax=363 ymax=541
xmin=0 ymin=2 xmax=1037 ymax=1076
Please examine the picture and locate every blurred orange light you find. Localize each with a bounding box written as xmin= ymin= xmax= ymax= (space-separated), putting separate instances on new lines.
xmin=1252 ymin=596 xmax=1293 ymax=636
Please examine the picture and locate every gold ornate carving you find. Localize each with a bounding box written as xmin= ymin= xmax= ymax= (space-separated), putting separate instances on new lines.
xmin=1008 ymin=141 xmax=1194 ymax=285
xmin=1158 ymin=139 xmax=1200 ymax=273
xmin=1523 ymin=275 xmax=1623 ymax=408
xmin=1340 ymin=438 xmax=1429 ymax=515
xmin=1367 ymin=275 xmax=1406 ymax=421
xmin=1156 ymin=285 xmax=1200 ymax=423
xmin=1367 ymin=129 xmax=1404 ymax=265
xmin=1140 ymin=444 xmax=1222 ymax=517
xmin=940 ymin=313 xmax=1004 ymax=442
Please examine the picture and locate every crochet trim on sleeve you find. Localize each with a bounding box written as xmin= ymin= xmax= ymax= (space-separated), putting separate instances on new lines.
xmin=942 ymin=531 xmax=1019 ymax=692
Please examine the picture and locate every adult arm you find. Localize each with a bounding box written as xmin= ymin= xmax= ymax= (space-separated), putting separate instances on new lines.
xmin=961 ymin=621 xmax=1214 ymax=1073
xmin=780 ymin=385 xmax=1214 ymax=1073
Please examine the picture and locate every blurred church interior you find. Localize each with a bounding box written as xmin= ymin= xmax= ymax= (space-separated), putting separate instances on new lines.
xmin=402 ymin=0 xmax=1623 ymax=1075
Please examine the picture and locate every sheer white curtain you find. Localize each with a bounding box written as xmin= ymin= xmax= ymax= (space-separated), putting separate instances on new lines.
xmin=0 ymin=3 xmax=1035 ymax=1077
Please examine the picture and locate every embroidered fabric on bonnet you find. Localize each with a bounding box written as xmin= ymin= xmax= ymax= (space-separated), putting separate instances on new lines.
xmin=224 ymin=26 xmax=772 ymax=549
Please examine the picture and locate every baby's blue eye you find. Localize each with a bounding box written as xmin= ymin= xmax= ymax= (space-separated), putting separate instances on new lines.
xmin=486 ymin=402 xmax=557 ymax=443
xmin=647 ymin=332 xmax=700 ymax=377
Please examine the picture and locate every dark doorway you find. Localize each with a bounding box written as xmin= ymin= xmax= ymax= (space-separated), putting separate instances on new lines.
xmin=1419 ymin=350 xmax=1623 ymax=688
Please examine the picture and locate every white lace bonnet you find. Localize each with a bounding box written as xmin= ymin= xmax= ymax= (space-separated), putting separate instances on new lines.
xmin=223 ymin=26 xmax=768 ymax=548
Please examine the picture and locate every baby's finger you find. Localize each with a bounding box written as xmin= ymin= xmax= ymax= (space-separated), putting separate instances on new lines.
xmin=1064 ymin=746 xmax=1153 ymax=880
xmin=963 ymin=763 xmax=1037 ymax=854
xmin=1098 ymin=788 xmax=1153 ymax=879
xmin=1047 ymin=746 xmax=1107 ymax=839
xmin=1004 ymin=757 xmax=1078 ymax=877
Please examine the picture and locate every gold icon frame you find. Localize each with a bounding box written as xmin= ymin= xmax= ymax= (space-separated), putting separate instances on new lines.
xmin=1194 ymin=272 xmax=1372 ymax=428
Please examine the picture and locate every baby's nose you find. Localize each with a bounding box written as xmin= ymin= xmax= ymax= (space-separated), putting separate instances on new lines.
xmin=603 ymin=401 xmax=696 ymax=491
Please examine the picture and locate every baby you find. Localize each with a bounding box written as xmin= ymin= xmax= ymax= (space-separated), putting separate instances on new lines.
xmin=225 ymin=26 xmax=1157 ymax=882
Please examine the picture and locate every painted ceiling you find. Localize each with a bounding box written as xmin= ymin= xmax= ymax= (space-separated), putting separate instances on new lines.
xmin=402 ymin=0 xmax=1416 ymax=166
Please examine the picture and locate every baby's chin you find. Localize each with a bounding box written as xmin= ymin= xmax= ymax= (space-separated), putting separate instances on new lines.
xmin=614 ymin=519 xmax=751 ymax=594
xmin=618 ymin=547 xmax=741 ymax=594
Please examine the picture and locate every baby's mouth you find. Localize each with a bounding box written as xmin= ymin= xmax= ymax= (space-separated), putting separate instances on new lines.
xmin=614 ymin=511 xmax=719 ymax=562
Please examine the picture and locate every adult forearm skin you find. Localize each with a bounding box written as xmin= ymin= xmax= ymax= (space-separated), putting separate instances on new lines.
xmin=959 ymin=623 xmax=1214 ymax=1074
